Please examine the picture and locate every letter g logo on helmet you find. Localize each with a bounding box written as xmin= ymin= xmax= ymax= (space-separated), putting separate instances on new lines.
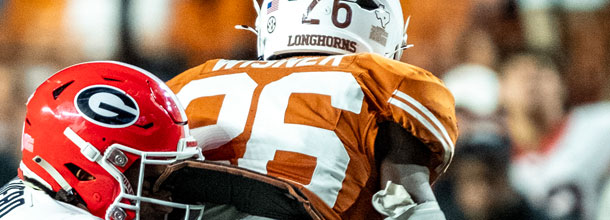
xmin=75 ymin=85 xmax=140 ymax=128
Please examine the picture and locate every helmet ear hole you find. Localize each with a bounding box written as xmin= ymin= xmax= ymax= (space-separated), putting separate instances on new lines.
xmin=65 ymin=163 xmax=96 ymax=181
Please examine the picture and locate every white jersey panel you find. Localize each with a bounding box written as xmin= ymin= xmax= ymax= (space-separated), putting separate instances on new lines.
xmin=0 ymin=178 xmax=101 ymax=220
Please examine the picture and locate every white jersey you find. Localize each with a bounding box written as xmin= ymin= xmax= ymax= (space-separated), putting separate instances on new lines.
xmin=0 ymin=178 xmax=101 ymax=220
xmin=510 ymin=102 xmax=610 ymax=220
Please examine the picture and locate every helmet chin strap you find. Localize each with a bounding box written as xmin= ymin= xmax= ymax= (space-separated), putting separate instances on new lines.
xmin=252 ymin=0 xmax=260 ymax=15
xmin=403 ymin=16 xmax=413 ymax=47
xmin=388 ymin=16 xmax=414 ymax=59
xmin=235 ymin=25 xmax=258 ymax=35
xmin=64 ymin=127 xmax=102 ymax=163
xmin=235 ymin=0 xmax=261 ymax=35
xmin=32 ymin=155 xmax=74 ymax=195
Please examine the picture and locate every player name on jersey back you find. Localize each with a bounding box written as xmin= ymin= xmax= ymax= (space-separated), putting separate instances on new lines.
xmin=212 ymin=55 xmax=347 ymax=71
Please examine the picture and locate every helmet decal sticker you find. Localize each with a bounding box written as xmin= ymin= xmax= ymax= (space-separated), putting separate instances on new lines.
xmin=375 ymin=6 xmax=390 ymax=28
xmin=22 ymin=133 xmax=34 ymax=152
xmin=370 ymin=6 xmax=390 ymax=45
xmin=75 ymin=85 xmax=140 ymax=128
xmin=267 ymin=16 xmax=277 ymax=33
xmin=370 ymin=26 xmax=388 ymax=45
xmin=267 ymin=0 xmax=280 ymax=14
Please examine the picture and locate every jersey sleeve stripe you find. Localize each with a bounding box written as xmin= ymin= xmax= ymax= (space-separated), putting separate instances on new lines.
xmin=388 ymin=90 xmax=454 ymax=174
xmin=392 ymin=90 xmax=455 ymax=151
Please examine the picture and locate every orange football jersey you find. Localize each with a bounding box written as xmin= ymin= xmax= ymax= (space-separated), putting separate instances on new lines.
xmin=167 ymin=53 xmax=458 ymax=219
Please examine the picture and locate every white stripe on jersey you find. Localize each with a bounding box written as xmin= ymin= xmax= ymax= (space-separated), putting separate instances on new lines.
xmin=388 ymin=90 xmax=455 ymax=174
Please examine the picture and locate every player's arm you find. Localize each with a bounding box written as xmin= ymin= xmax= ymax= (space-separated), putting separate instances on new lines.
xmin=374 ymin=121 xmax=446 ymax=220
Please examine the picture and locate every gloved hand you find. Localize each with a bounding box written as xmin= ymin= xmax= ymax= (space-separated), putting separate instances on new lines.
xmin=372 ymin=181 xmax=446 ymax=220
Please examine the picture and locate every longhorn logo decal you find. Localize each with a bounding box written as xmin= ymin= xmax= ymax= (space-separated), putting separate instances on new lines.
xmin=75 ymin=85 xmax=139 ymax=128
xmin=375 ymin=6 xmax=390 ymax=28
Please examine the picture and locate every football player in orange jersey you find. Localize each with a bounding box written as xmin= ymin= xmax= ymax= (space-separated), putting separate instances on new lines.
xmin=167 ymin=0 xmax=458 ymax=219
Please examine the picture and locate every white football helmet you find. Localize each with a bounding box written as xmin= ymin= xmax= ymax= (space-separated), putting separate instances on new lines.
xmin=251 ymin=0 xmax=409 ymax=60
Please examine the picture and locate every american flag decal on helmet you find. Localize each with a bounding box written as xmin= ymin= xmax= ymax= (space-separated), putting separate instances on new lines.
xmin=267 ymin=0 xmax=279 ymax=14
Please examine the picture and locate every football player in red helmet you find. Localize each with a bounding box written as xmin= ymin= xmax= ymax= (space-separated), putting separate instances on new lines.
xmin=0 ymin=61 xmax=204 ymax=220
xmin=168 ymin=0 xmax=458 ymax=219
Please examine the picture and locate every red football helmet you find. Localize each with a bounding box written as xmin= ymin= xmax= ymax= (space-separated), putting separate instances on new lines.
xmin=18 ymin=61 xmax=204 ymax=220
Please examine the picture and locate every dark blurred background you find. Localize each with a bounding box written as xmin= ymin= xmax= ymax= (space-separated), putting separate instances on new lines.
xmin=0 ymin=0 xmax=608 ymax=219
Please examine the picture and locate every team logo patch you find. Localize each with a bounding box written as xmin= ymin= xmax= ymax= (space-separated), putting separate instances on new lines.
xmin=267 ymin=16 xmax=277 ymax=33
xmin=75 ymin=85 xmax=139 ymax=128
xmin=375 ymin=6 xmax=390 ymax=28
